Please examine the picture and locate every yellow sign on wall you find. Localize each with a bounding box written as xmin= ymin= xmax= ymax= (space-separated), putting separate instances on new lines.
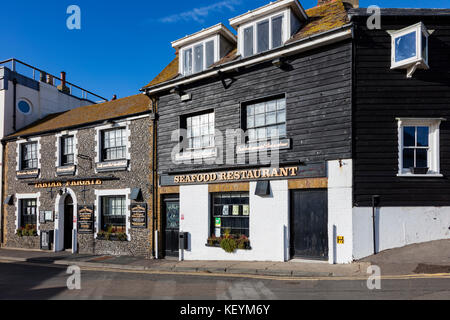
xmin=337 ymin=236 xmax=344 ymax=244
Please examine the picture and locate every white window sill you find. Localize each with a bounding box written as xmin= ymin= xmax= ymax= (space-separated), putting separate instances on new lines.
xmin=397 ymin=173 xmax=443 ymax=178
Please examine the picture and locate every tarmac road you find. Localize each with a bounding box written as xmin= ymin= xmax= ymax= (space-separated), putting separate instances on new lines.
xmin=0 ymin=260 xmax=449 ymax=300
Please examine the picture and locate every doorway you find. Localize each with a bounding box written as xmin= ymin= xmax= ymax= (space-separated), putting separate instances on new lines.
xmin=162 ymin=196 xmax=180 ymax=258
xmin=290 ymin=189 xmax=328 ymax=260
xmin=64 ymin=195 xmax=74 ymax=250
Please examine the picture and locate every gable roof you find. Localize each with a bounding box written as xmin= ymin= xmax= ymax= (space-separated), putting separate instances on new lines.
xmin=7 ymin=94 xmax=151 ymax=140
xmin=142 ymin=0 xmax=350 ymax=90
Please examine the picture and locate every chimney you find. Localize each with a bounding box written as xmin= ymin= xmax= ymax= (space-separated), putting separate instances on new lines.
xmin=57 ymin=71 xmax=70 ymax=94
xmin=46 ymin=74 xmax=54 ymax=86
xmin=111 ymin=94 xmax=117 ymax=101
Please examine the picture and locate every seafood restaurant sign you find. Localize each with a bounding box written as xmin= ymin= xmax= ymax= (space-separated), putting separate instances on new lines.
xmin=160 ymin=163 xmax=327 ymax=186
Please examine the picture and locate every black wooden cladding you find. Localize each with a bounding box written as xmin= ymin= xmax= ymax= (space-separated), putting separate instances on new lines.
xmin=156 ymin=41 xmax=353 ymax=174
xmin=353 ymin=17 xmax=450 ymax=207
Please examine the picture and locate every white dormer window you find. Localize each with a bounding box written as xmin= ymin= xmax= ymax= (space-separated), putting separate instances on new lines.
xmin=230 ymin=0 xmax=308 ymax=58
xmin=172 ymin=24 xmax=237 ymax=77
xmin=241 ymin=13 xmax=286 ymax=58
xmin=181 ymin=37 xmax=217 ymax=76
xmin=390 ymin=22 xmax=430 ymax=78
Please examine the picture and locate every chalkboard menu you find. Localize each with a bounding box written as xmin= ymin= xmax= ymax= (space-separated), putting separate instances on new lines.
xmin=131 ymin=203 xmax=147 ymax=229
xmin=77 ymin=205 xmax=94 ymax=234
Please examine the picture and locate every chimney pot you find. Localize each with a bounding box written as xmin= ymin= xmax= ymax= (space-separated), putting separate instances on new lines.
xmin=57 ymin=71 xmax=70 ymax=94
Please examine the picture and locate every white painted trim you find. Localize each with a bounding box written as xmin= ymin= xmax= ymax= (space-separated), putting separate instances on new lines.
xmin=172 ymin=23 xmax=236 ymax=49
xmin=94 ymin=189 xmax=131 ymax=241
xmin=229 ymin=0 xmax=307 ymax=29
xmin=179 ymin=35 xmax=219 ymax=76
xmin=397 ymin=118 xmax=443 ymax=176
xmin=16 ymin=137 xmax=41 ymax=172
xmin=15 ymin=193 xmax=41 ymax=235
xmin=145 ymin=27 xmax=353 ymax=95
xmin=54 ymin=188 xmax=78 ymax=252
xmin=238 ymin=9 xmax=290 ymax=58
xmin=94 ymin=121 xmax=131 ymax=172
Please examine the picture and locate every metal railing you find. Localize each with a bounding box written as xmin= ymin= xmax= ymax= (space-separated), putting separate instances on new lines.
xmin=0 ymin=58 xmax=107 ymax=102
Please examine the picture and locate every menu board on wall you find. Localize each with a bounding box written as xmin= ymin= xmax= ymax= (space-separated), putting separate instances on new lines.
xmin=77 ymin=205 xmax=94 ymax=234
xmin=131 ymin=203 xmax=147 ymax=229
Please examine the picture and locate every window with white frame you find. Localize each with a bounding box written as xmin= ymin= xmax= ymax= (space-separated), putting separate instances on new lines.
xmin=185 ymin=112 xmax=215 ymax=150
xmin=20 ymin=142 xmax=38 ymax=170
xmin=240 ymin=13 xmax=286 ymax=58
xmin=390 ymin=22 xmax=430 ymax=71
xmin=246 ymin=97 xmax=286 ymax=142
xmin=398 ymin=118 xmax=443 ymax=176
xmin=60 ymin=135 xmax=75 ymax=166
xmin=101 ymin=128 xmax=127 ymax=161
xmin=181 ymin=37 xmax=217 ymax=76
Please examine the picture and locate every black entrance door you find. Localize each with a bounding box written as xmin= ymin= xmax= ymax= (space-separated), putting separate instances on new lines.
xmin=290 ymin=189 xmax=328 ymax=260
xmin=163 ymin=198 xmax=180 ymax=257
xmin=64 ymin=195 xmax=74 ymax=250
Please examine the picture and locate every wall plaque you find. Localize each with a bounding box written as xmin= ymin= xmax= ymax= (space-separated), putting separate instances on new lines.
xmin=130 ymin=203 xmax=147 ymax=229
xmin=77 ymin=205 xmax=94 ymax=234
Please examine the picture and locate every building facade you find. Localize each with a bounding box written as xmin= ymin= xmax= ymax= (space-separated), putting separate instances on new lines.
xmin=1 ymin=95 xmax=155 ymax=258
xmin=0 ymin=59 xmax=106 ymax=245
xmin=143 ymin=0 xmax=355 ymax=263
xmin=143 ymin=0 xmax=450 ymax=263
xmin=349 ymin=8 xmax=450 ymax=260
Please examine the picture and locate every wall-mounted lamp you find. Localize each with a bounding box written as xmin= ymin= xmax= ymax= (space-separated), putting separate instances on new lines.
xmin=170 ymin=85 xmax=184 ymax=96
xmin=4 ymin=195 xmax=14 ymax=205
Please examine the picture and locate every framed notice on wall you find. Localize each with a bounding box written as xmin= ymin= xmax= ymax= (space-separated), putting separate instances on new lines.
xmin=131 ymin=203 xmax=147 ymax=229
xmin=77 ymin=205 xmax=94 ymax=234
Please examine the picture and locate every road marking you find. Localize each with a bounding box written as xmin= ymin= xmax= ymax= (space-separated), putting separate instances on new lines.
xmin=1 ymin=259 xmax=450 ymax=282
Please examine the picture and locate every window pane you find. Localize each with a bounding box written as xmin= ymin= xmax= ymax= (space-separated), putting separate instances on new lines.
xmin=417 ymin=127 xmax=429 ymax=147
xmin=205 ymin=40 xmax=215 ymax=68
xmin=255 ymin=114 xmax=265 ymax=127
xmin=255 ymin=103 xmax=265 ymax=114
xmin=277 ymin=110 xmax=286 ymax=123
xmin=247 ymin=115 xmax=255 ymax=128
xmin=403 ymin=127 xmax=415 ymax=147
xmin=257 ymin=20 xmax=269 ymax=53
xmin=266 ymin=100 xmax=277 ymax=112
xmin=403 ymin=148 xmax=414 ymax=169
xmin=183 ymin=48 xmax=193 ymax=75
xmin=244 ymin=26 xmax=254 ymax=58
xmin=395 ymin=31 xmax=417 ymax=62
xmin=272 ymin=16 xmax=283 ymax=48
xmin=194 ymin=44 xmax=204 ymax=73
xmin=266 ymin=112 xmax=276 ymax=125
xmin=416 ymin=149 xmax=428 ymax=168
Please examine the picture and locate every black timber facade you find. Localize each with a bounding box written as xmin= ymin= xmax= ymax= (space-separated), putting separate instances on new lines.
xmin=156 ymin=40 xmax=353 ymax=175
xmin=351 ymin=11 xmax=450 ymax=207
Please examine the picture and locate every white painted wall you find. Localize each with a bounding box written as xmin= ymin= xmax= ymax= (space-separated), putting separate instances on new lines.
xmin=353 ymin=206 xmax=450 ymax=260
xmin=327 ymin=159 xmax=353 ymax=264
xmin=180 ymin=180 xmax=289 ymax=261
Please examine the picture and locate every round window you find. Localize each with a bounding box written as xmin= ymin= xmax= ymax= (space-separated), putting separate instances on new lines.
xmin=17 ymin=100 xmax=32 ymax=114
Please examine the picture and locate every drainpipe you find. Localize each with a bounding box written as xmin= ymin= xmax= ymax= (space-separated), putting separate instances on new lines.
xmin=145 ymin=92 xmax=159 ymax=259
xmin=372 ymin=195 xmax=380 ymax=255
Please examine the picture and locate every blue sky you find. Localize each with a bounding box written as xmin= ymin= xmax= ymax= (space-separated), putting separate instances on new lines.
xmin=1 ymin=0 xmax=449 ymax=100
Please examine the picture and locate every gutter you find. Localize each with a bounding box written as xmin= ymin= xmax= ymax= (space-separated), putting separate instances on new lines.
xmin=142 ymin=23 xmax=354 ymax=95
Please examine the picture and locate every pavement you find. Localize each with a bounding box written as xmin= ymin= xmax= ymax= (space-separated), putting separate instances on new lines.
xmin=0 ymin=239 xmax=449 ymax=279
